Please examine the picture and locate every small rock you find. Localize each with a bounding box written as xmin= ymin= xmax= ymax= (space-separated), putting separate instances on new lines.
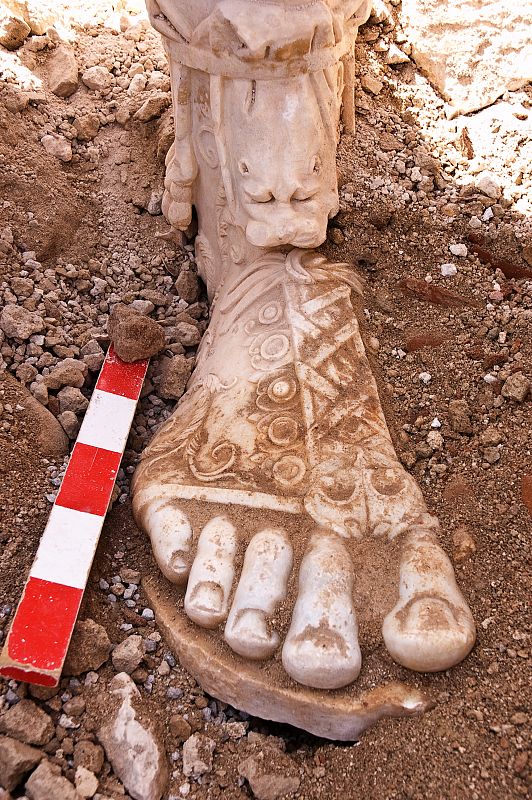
xmin=405 ymin=333 xmax=446 ymax=352
xmin=47 ymin=44 xmax=78 ymax=98
xmin=175 ymin=321 xmax=201 ymax=347
xmin=440 ymin=263 xmax=457 ymax=277
xmin=452 ymin=526 xmax=477 ymax=562
xmin=44 ymin=358 xmax=87 ymax=390
xmin=108 ymin=304 xmax=165 ymax=362
xmin=168 ymin=715 xmax=191 ymax=743
xmin=63 ymin=697 xmax=86 ymax=717
xmin=360 ymin=74 xmax=383 ymax=95
xmin=0 ymin=701 xmax=54 ymax=746
xmin=501 ymin=372 xmax=530 ymax=402
xmin=57 ymin=386 xmax=88 ymax=415
xmin=146 ymin=190 xmax=163 ymax=216
xmin=120 ymin=568 xmax=141 ymax=584
xmin=385 ymin=43 xmax=409 ymax=64
xmin=182 ymin=734 xmax=216 ymax=777
xmin=174 ymin=267 xmax=200 ymax=304
xmin=98 ymin=673 xmax=168 ymax=800
xmin=419 ymin=371 xmax=432 ymax=385
xmin=0 ymin=305 xmax=43 ymax=340
xmin=81 ymin=66 xmax=112 ymax=92
xmin=80 ymin=340 xmax=105 ymax=372
xmin=158 ymin=355 xmax=193 ymax=400
xmin=132 ymin=93 xmax=171 ymax=122
xmin=328 ymin=227 xmax=344 ymax=245
xmin=112 ymin=635 xmax=144 ymax=674
xmin=74 ymin=113 xmax=100 ymax=141
xmin=41 ymin=134 xmax=72 ymax=162
xmin=238 ymin=750 xmax=300 ymax=800
xmin=379 ymin=131 xmax=403 ymax=151
xmin=0 ymin=8 xmax=30 ymax=49
xmin=58 ymin=408 xmax=81 ymax=438
xmin=0 ymin=735 xmax=42 ymax=791
xmin=448 ymin=399 xmax=473 ymax=434
xmin=449 ymin=243 xmax=468 ymax=257
xmin=64 ymin=619 xmax=111 ymax=676
xmin=26 ymin=759 xmax=82 ymax=800
xmin=474 ymin=171 xmax=501 ymax=200
xmin=74 ymin=766 xmax=98 ymax=799
xmin=73 ymin=741 xmax=104 ymax=775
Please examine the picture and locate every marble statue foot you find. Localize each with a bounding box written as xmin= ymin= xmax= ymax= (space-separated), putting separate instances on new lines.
xmin=131 ymin=251 xmax=475 ymax=738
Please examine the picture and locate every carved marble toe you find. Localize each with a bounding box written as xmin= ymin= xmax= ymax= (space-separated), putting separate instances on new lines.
xmin=184 ymin=516 xmax=237 ymax=627
xmin=382 ymin=595 xmax=476 ymax=673
xmin=224 ymin=529 xmax=292 ymax=659
xmin=144 ymin=499 xmax=192 ymax=584
xmin=382 ymin=529 xmax=476 ymax=672
xmin=282 ymin=533 xmax=361 ymax=690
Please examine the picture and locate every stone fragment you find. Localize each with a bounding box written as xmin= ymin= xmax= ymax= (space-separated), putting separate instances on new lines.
xmin=73 ymin=113 xmax=100 ymax=141
xmin=175 ymin=321 xmax=201 ymax=347
xmin=238 ymin=750 xmax=301 ymax=800
xmin=182 ymin=734 xmax=216 ymax=777
xmin=379 ymin=131 xmax=403 ymax=151
xmin=501 ymin=372 xmax=530 ymax=403
xmin=174 ymin=267 xmax=200 ymax=303
xmin=0 ymin=7 xmax=30 ymax=49
xmin=397 ymin=278 xmax=475 ymax=308
xmin=1 ymin=0 xmax=57 ymax=34
xmin=440 ymin=263 xmax=457 ymax=277
xmin=0 ymin=304 xmax=43 ymax=339
xmin=64 ymin=619 xmax=111 ymax=676
xmin=3 ymin=373 xmax=68 ymax=456
xmin=57 ymin=386 xmax=89 ymax=415
xmin=474 ymin=171 xmax=501 ymax=200
xmin=41 ymin=134 xmax=72 ymax=162
xmin=80 ymin=340 xmax=105 ymax=371
xmin=449 ymin=243 xmax=467 ymax=258
xmin=111 ymin=635 xmax=144 ymax=674
xmin=98 ymin=673 xmax=168 ymax=800
xmin=73 ymin=741 xmax=104 ymax=775
xmin=448 ymin=399 xmax=473 ymax=435
xmin=385 ymin=43 xmax=409 ymax=65
xmin=405 ymin=333 xmax=446 ymax=352
xmin=452 ymin=526 xmax=477 ymax=562
xmin=58 ymin=410 xmax=80 ymax=438
xmin=108 ymin=304 xmax=166 ymax=362
xmin=81 ymin=65 xmax=112 ymax=91
xmin=44 ymin=358 xmax=87 ymax=390
xmin=74 ymin=766 xmax=98 ymax=799
xmin=402 ymin=0 xmax=532 ymax=115
xmin=158 ymin=355 xmax=193 ymax=400
xmin=168 ymin=715 xmax=191 ymax=743
xmin=360 ymin=74 xmax=383 ymax=95
xmin=132 ymin=93 xmax=171 ymax=122
xmin=0 ymin=701 xmax=54 ymax=746
xmin=0 ymin=735 xmax=42 ymax=791
xmin=26 ymin=759 xmax=82 ymax=800
xmin=47 ymin=44 xmax=78 ymax=98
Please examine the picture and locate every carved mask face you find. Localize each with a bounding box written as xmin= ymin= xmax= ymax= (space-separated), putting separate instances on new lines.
xmin=218 ymin=73 xmax=340 ymax=249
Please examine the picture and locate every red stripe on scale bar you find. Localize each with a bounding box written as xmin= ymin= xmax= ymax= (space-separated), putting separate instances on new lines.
xmin=56 ymin=442 xmax=122 ymax=517
xmin=96 ymin=345 xmax=148 ymax=399
xmin=1 ymin=578 xmax=83 ymax=685
xmin=0 ymin=349 xmax=148 ymax=686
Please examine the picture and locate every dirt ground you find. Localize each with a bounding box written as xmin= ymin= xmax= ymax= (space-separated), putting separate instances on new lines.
xmin=0 ymin=3 xmax=530 ymax=799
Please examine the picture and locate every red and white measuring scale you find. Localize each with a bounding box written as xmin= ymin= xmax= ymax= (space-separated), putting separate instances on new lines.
xmin=0 ymin=346 xmax=148 ymax=686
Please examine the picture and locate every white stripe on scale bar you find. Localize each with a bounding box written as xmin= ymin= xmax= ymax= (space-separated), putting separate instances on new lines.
xmin=30 ymin=505 xmax=103 ymax=589
xmin=77 ymin=389 xmax=137 ymax=453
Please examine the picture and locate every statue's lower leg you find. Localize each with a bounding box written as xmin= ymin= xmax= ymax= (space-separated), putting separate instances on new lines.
xmin=132 ymin=0 xmax=475 ymax=739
